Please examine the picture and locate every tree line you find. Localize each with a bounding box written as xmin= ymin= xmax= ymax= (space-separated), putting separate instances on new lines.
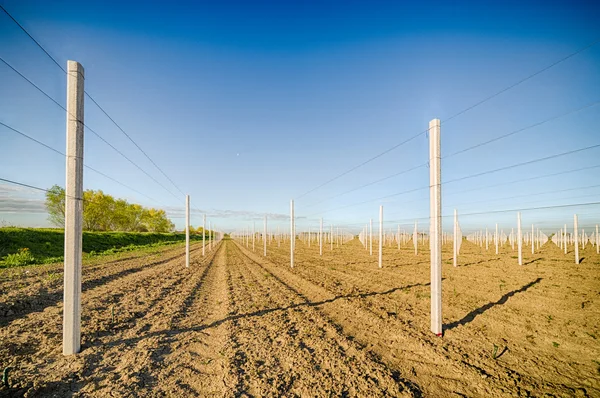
xmin=45 ymin=185 xmax=175 ymax=233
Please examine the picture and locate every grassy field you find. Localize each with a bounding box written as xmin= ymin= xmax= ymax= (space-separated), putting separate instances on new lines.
xmin=0 ymin=228 xmax=208 ymax=267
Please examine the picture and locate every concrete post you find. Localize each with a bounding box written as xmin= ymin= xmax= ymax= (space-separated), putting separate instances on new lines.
xmin=320 ymin=218 xmax=323 ymax=256
xmin=379 ymin=205 xmax=383 ymax=268
xmin=185 ymin=195 xmax=190 ymax=267
xmin=564 ymin=224 xmax=568 ymax=254
xmin=453 ymin=209 xmax=458 ymax=267
xmin=264 ymin=215 xmax=267 ymax=257
xmin=559 ymin=227 xmax=562 ymax=250
xmin=429 ymin=118 xmax=442 ymax=336
xmin=290 ymin=200 xmax=294 ymax=268
xmin=63 ymin=60 xmax=84 ymax=356
xmin=511 ymin=228 xmax=514 ymax=250
xmin=485 ymin=227 xmax=489 ymax=251
xmin=597 ymin=224 xmax=599 ymax=254
xmin=495 ymin=223 xmax=499 ymax=255
xmin=574 ymin=214 xmax=579 ymax=264
xmin=330 ymin=224 xmax=333 ymax=251
xmin=202 ymin=214 xmax=206 ymax=256
xmin=369 ymin=218 xmax=373 ymax=256
xmin=252 ymin=221 xmax=255 ymax=252
xmin=414 ymin=221 xmax=418 ymax=255
xmin=517 ymin=212 xmax=522 ymax=265
xmin=531 ymin=224 xmax=534 ymax=255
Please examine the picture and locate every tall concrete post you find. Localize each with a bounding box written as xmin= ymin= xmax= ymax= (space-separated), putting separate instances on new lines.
xmin=319 ymin=218 xmax=323 ymax=256
xmin=530 ymin=224 xmax=534 ymax=254
xmin=414 ymin=221 xmax=418 ymax=255
xmin=596 ymin=224 xmax=599 ymax=254
xmin=517 ymin=212 xmax=522 ymax=265
xmin=264 ymin=215 xmax=267 ymax=257
xmin=453 ymin=209 xmax=458 ymax=267
xmin=252 ymin=222 xmax=255 ymax=252
xmin=369 ymin=218 xmax=373 ymax=256
xmin=574 ymin=214 xmax=579 ymax=264
xmin=330 ymin=224 xmax=333 ymax=251
xmin=564 ymin=224 xmax=568 ymax=254
xmin=290 ymin=200 xmax=294 ymax=268
xmin=202 ymin=214 xmax=206 ymax=256
xmin=63 ymin=60 xmax=84 ymax=356
xmin=559 ymin=227 xmax=563 ymax=250
xmin=429 ymin=118 xmax=442 ymax=336
xmin=185 ymin=195 xmax=190 ymax=267
xmin=510 ymin=228 xmax=514 ymax=250
xmin=379 ymin=205 xmax=383 ymax=268
xmin=495 ymin=223 xmax=499 ymax=255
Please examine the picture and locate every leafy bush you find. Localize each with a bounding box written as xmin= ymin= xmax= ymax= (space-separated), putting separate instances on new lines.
xmin=4 ymin=248 xmax=36 ymax=267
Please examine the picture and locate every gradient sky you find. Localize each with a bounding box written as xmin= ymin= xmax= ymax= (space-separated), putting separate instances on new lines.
xmin=1 ymin=0 xmax=599 ymax=234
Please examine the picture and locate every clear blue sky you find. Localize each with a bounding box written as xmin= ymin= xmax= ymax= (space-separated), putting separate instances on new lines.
xmin=1 ymin=0 xmax=599 ymax=234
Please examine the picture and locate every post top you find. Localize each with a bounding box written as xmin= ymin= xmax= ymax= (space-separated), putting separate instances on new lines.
xmin=67 ymin=60 xmax=84 ymax=77
xmin=429 ymin=118 xmax=441 ymax=126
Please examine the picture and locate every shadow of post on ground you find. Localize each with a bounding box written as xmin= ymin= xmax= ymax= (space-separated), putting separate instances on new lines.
xmin=444 ymin=277 xmax=543 ymax=331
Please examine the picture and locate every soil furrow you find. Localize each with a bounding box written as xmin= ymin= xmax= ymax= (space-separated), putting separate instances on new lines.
xmin=225 ymin=241 xmax=417 ymax=397
xmin=0 ymin=242 xmax=220 ymax=396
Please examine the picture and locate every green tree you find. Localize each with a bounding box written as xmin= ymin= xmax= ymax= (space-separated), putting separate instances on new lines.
xmin=44 ymin=186 xmax=175 ymax=233
xmin=45 ymin=185 xmax=66 ymax=227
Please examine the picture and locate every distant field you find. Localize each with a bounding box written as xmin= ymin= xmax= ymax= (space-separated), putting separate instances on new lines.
xmin=0 ymin=228 xmax=207 ymax=266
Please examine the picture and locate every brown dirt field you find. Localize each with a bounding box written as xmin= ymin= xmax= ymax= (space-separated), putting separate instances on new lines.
xmin=1 ymin=237 xmax=599 ymax=397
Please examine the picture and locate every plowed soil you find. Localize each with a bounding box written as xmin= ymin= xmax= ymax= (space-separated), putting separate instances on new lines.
xmin=1 ymin=237 xmax=599 ymax=397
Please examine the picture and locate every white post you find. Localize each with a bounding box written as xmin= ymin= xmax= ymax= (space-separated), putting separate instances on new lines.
xmin=429 ymin=118 xmax=442 ymax=336
xmin=414 ymin=221 xmax=418 ymax=255
xmin=485 ymin=227 xmax=488 ymax=251
xmin=559 ymin=227 xmax=563 ymax=250
xmin=495 ymin=223 xmax=499 ymax=255
xmin=517 ymin=212 xmax=522 ymax=266
xmin=574 ymin=214 xmax=579 ymax=264
xmin=531 ymin=224 xmax=534 ymax=255
xmin=290 ymin=200 xmax=294 ymax=268
xmin=511 ymin=228 xmax=514 ymax=250
xmin=379 ymin=205 xmax=383 ymax=268
xmin=63 ymin=60 xmax=84 ymax=355
xmin=264 ymin=215 xmax=267 ymax=257
xmin=252 ymin=221 xmax=255 ymax=252
xmin=453 ymin=209 xmax=458 ymax=267
xmin=185 ymin=195 xmax=190 ymax=268
xmin=330 ymin=224 xmax=333 ymax=251
xmin=319 ymin=218 xmax=323 ymax=256
xmin=202 ymin=214 xmax=206 ymax=256
xmin=597 ymin=224 xmax=599 ymax=254
xmin=369 ymin=218 xmax=373 ymax=256
xmin=564 ymin=223 xmax=568 ymax=255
